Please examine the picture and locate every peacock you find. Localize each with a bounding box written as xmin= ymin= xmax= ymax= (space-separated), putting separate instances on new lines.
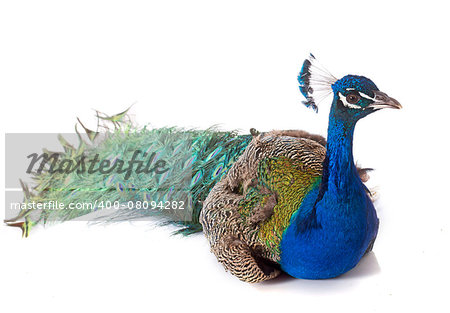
xmin=6 ymin=54 xmax=401 ymax=283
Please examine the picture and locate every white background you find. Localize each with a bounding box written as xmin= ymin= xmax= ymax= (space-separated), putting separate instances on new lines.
xmin=1 ymin=1 xmax=449 ymax=312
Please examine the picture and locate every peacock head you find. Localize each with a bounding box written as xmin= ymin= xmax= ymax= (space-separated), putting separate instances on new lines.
xmin=330 ymin=74 xmax=401 ymax=121
xmin=298 ymin=54 xmax=401 ymax=121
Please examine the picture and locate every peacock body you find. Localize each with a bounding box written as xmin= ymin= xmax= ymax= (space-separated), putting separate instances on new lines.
xmin=7 ymin=54 xmax=401 ymax=283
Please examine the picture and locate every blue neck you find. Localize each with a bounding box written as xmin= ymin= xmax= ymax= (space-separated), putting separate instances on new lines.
xmin=293 ymin=102 xmax=362 ymax=232
xmin=280 ymin=98 xmax=378 ymax=279
xmin=319 ymin=104 xmax=361 ymax=205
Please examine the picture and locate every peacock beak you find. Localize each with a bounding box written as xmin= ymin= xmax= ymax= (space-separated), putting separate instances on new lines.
xmin=367 ymin=91 xmax=402 ymax=110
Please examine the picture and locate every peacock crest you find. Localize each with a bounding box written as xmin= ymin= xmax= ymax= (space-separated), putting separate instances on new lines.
xmin=298 ymin=53 xmax=337 ymax=112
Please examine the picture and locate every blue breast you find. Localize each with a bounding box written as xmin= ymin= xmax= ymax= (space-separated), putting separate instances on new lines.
xmin=279 ymin=177 xmax=378 ymax=279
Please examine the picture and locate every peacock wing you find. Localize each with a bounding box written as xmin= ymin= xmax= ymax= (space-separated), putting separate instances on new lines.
xmin=200 ymin=130 xmax=325 ymax=282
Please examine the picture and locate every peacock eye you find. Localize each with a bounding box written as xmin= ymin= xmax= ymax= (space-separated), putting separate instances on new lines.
xmin=346 ymin=93 xmax=360 ymax=104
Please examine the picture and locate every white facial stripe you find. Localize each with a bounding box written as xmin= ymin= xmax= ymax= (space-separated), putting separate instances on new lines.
xmin=338 ymin=92 xmax=362 ymax=109
xmin=345 ymin=88 xmax=375 ymax=101
xmin=359 ymin=92 xmax=376 ymax=101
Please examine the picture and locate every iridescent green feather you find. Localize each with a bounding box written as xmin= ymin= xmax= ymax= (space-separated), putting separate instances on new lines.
xmin=239 ymin=156 xmax=322 ymax=260
xmin=7 ymin=112 xmax=252 ymax=236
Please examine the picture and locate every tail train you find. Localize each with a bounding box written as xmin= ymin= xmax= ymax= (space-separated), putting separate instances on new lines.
xmin=5 ymin=109 xmax=253 ymax=237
